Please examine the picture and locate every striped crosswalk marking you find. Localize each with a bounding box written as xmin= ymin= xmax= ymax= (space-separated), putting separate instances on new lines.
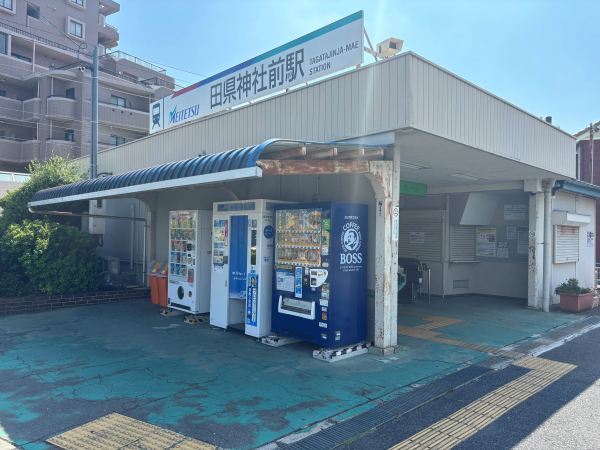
xmin=388 ymin=356 xmax=576 ymax=450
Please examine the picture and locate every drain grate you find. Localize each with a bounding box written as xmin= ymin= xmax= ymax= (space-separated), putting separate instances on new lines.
xmin=282 ymin=365 xmax=490 ymax=450
xmin=578 ymin=316 xmax=600 ymax=326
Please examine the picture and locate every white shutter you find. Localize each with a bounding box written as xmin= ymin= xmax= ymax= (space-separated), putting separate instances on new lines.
xmin=399 ymin=221 xmax=443 ymax=261
xmin=554 ymin=225 xmax=579 ymax=264
xmin=451 ymin=225 xmax=476 ymax=261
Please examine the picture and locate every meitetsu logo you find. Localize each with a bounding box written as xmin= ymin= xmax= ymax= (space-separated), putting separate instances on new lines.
xmin=340 ymin=222 xmax=362 ymax=264
xmin=169 ymin=104 xmax=201 ymax=125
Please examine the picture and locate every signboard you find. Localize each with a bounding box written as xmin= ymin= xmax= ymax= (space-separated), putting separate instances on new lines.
xmin=588 ymin=231 xmax=594 ymax=247
xmin=400 ymin=180 xmax=427 ymax=197
xmin=497 ymin=241 xmax=509 ymax=258
xmin=504 ymin=204 xmax=526 ymax=221
xmin=150 ymin=11 xmax=364 ymax=133
xmin=410 ymin=232 xmax=425 ymax=244
xmin=392 ymin=207 xmax=399 ymax=241
xmin=476 ymin=227 xmax=496 ymax=257
xmin=246 ymin=274 xmax=258 ymax=327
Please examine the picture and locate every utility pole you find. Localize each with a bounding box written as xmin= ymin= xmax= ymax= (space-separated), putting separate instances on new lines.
xmin=91 ymin=46 xmax=99 ymax=179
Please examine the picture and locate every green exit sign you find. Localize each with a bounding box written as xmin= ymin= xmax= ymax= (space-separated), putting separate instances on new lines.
xmin=400 ymin=181 xmax=427 ymax=196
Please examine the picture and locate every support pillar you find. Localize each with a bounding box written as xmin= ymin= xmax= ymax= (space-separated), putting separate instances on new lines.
xmin=527 ymin=191 xmax=544 ymax=309
xmin=542 ymin=180 xmax=555 ymax=312
xmin=364 ymin=146 xmax=400 ymax=354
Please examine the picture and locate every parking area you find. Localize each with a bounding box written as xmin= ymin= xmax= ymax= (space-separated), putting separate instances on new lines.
xmin=0 ymin=297 xmax=580 ymax=450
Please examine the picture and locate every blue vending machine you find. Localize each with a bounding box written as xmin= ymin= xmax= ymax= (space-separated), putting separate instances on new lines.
xmin=271 ymin=202 xmax=368 ymax=347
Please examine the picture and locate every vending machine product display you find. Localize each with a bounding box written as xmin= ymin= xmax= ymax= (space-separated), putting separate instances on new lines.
xmin=210 ymin=199 xmax=291 ymax=337
xmin=167 ymin=210 xmax=213 ymax=314
xmin=271 ymin=202 xmax=368 ymax=347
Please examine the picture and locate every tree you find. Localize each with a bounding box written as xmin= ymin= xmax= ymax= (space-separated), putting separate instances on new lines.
xmin=0 ymin=156 xmax=88 ymax=237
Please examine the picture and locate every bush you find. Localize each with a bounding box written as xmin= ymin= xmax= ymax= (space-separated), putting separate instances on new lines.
xmin=554 ymin=278 xmax=594 ymax=295
xmin=0 ymin=156 xmax=88 ymax=238
xmin=0 ymin=220 xmax=99 ymax=296
xmin=0 ymin=272 xmax=30 ymax=298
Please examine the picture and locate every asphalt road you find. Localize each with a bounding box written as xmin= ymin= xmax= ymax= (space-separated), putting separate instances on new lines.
xmin=338 ymin=326 xmax=600 ymax=450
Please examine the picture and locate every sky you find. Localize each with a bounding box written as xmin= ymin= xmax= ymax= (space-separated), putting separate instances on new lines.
xmin=110 ymin=0 xmax=598 ymax=135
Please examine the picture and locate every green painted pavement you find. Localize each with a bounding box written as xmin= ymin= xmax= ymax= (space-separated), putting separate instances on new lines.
xmin=0 ymin=296 xmax=579 ymax=449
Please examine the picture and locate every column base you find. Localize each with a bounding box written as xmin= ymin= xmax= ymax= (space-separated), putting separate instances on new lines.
xmin=368 ymin=345 xmax=406 ymax=356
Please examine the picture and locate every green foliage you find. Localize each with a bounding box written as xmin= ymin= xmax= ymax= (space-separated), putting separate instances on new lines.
xmin=0 ymin=220 xmax=98 ymax=296
xmin=0 ymin=156 xmax=88 ymax=238
xmin=554 ymin=278 xmax=594 ymax=295
xmin=0 ymin=272 xmax=30 ymax=298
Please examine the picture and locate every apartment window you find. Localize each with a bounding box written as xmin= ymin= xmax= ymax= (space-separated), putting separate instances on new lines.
xmin=26 ymin=3 xmax=39 ymax=19
xmin=0 ymin=131 xmax=5 ymax=139
xmin=111 ymin=95 xmax=126 ymax=107
xmin=69 ymin=20 xmax=83 ymax=38
xmin=71 ymin=0 xmax=83 ymax=5
xmin=110 ymin=135 xmax=125 ymax=146
xmin=0 ymin=33 xmax=6 ymax=55
xmin=0 ymin=0 xmax=12 ymax=11
xmin=66 ymin=88 xmax=75 ymax=99
xmin=65 ymin=130 xmax=74 ymax=142
xmin=11 ymin=53 xmax=31 ymax=62
xmin=0 ymin=90 xmax=5 ymax=97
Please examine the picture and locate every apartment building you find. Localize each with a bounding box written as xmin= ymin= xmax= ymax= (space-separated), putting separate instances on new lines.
xmin=0 ymin=0 xmax=175 ymax=173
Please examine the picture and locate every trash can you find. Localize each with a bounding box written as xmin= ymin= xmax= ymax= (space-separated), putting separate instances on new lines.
xmin=156 ymin=263 xmax=169 ymax=307
xmin=148 ymin=261 xmax=165 ymax=305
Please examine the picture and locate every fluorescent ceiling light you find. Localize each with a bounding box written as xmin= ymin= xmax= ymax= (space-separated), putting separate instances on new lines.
xmin=450 ymin=173 xmax=490 ymax=181
xmin=400 ymin=161 xmax=431 ymax=170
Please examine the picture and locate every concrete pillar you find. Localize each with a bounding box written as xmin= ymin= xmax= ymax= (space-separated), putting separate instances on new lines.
xmin=364 ymin=147 xmax=400 ymax=354
xmin=542 ymin=180 xmax=555 ymax=312
xmin=527 ymin=191 xmax=544 ymax=309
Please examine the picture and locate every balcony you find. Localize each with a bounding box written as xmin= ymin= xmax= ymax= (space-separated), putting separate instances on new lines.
xmin=45 ymin=139 xmax=79 ymax=160
xmin=0 ymin=138 xmax=40 ymax=164
xmin=47 ymin=96 xmax=76 ymax=120
xmin=23 ymin=98 xmax=41 ymax=121
xmin=0 ymin=96 xmax=26 ymax=121
xmin=98 ymin=102 xmax=149 ymax=131
xmin=107 ymin=51 xmax=166 ymax=74
xmin=98 ymin=21 xmax=119 ymax=48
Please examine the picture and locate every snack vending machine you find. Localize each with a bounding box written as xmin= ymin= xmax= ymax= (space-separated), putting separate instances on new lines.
xmin=271 ymin=202 xmax=368 ymax=347
xmin=167 ymin=210 xmax=213 ymax=314
xmin=209 ymin=199 xmax=290 ymax=337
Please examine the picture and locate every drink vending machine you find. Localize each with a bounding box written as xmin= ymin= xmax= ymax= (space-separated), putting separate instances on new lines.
xmin=210 ymin=199 xmax=291 ymax=337
xmin=167 ymin=210 xmax=213 ymax=314
xmin=271 ymin=202 xmax=368 ymax=347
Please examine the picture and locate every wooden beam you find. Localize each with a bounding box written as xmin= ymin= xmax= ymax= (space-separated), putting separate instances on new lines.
xmin=304 ymin=147 xmax=337 ymax=159
xmin=259 ymin=160 xmax=369 ymax=176
xmin=333 ymin=148 xmax=364 ymax=160
xmin=259 ymin=146 xmax=306 ymax=160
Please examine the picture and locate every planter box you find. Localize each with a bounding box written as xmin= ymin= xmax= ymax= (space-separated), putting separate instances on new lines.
xmin=559 ymin=292 xmax=594 ymax=313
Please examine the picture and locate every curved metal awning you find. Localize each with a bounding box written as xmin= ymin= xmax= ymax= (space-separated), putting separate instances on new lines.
xmin=29 ymin=139 xmax=392 ymax=206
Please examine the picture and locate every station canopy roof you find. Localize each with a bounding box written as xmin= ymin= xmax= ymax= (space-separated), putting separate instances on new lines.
xmin=29 ymin=139 xmax=392 ymax=206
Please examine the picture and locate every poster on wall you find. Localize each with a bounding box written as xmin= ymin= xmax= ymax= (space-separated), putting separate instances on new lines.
xmin=476 ymin=227 xmax=496 ymax=257
xmin=497 ymin=241 xmax=509 ymax=258
xmin=507 ymin=227 xmax=517 ymax=240
xmin=517 ymin=227 xmax=529 ymax=254
xmin=588 ymin=231 xmax=595 ymax=247
xmin=410 ymin=232 xmax=425 ymax=244
xmin=504 ymin=204 xmax=526 ymax=221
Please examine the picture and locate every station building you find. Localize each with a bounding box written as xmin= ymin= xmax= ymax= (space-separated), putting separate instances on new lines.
xmin=28 ymin=51 xmax=597 ymax=354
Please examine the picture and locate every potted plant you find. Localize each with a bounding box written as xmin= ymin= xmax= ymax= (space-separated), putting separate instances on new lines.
xmin=555 ymin=278 xmax=595 ymax=313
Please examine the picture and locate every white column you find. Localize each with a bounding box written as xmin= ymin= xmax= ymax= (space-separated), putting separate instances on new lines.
xmin=527 ymin=191 xmax=544 ymax=308
xmin=365 ymin=155 xmax=398 ymax=354
xmin=542 ymin=180 xmax=555 ymax=312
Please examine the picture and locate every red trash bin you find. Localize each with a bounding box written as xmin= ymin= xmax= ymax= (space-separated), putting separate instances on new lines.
xmin=157 ymin=263 xmax=169 ymax=307
xmin=148 ymin=261 xmax=164 ymax=305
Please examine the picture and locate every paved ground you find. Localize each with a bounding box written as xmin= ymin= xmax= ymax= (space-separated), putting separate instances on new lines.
xmin=338 ymin=323 xmax=600 ymax=450
xmin=0 ymin=296 xmax=581 ymax=449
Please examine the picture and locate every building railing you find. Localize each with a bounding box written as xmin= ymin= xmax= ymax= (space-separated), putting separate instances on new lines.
xmin=0 ymin=171 xmax=30 ymax=183
xmin=0 ymin=21 xmax=84 ymax=56
xmin=55 ymin=61 xmax=150 ymax=87
xmin=98 ymin=100 xmax=147 ymax=113
xmin=140 ymin=76 xmax=177 ymax=90
xmin=0 ymin=136 xmax=36 ymax=142
xmin=106 ymin=51 xmax=166 ymax=74
xmin=105 ymin=23 xmax=118 ymax=32
xmin=48 ymin=94 xmax=76 ymax=100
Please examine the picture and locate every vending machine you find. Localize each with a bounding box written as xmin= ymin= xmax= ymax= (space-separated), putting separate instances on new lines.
xmin=167 ymin=210 xmax=213 ymax=314
xmin=210 ymin=199 xmax=291 ymax=337
xmin=271 ymin=202 xmax=368 ymax=347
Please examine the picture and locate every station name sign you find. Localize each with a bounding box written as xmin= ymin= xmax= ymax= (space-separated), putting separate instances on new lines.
xmin=150 ymin=11 xmax=364 ymax=133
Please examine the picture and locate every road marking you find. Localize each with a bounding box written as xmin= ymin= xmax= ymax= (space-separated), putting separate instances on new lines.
xmin=47 ymin=412 xmax=216 ymax=450
xmin=397 ymin=311 xmax=523 ymax=358
xmin=388 ymin=356 xmax=577 ymax=450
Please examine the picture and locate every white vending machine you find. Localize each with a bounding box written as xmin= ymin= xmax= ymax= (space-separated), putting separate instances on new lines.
xmin=167 ymin=210 xmax=213 ymax=314
xmin=210 ymin=199 xmax=290 ymax=337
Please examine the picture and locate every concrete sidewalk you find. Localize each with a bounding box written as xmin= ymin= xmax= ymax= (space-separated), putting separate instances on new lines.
xmin=0 ymin=297 xmax=580 ymax=450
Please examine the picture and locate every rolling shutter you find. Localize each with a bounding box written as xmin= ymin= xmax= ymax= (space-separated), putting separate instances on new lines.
xmin=398 ymin=211 xmax=444 ymax=262
xmin=554 ymin=225 xmax=579 ymax=264
xmin=450 ymin=225 xmax=476 ymax=261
